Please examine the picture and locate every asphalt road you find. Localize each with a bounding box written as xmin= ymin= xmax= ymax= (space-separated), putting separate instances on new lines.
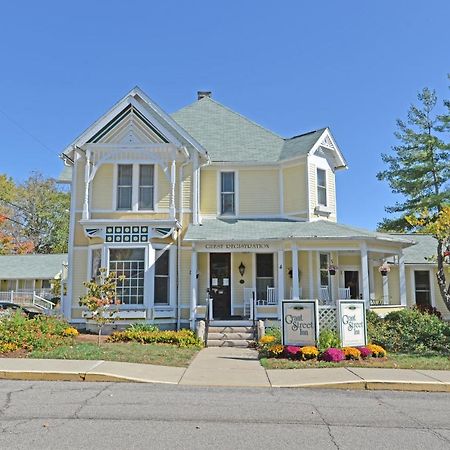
xmin=1 ymin=381 xmax=449 ymax=449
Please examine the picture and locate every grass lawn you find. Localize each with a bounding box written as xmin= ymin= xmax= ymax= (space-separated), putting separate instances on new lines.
xmin=29 ymin=342 xmax=199 ymax=367
xmin=260 ymin=353 xmax=450 ymax=370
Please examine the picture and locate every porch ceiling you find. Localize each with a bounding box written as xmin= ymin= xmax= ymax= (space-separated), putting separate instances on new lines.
xmin=184 ymin=219 xmax=415 ymax=247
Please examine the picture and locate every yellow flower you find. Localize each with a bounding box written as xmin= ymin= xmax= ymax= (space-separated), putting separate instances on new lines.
xmin=366 ymin=344 xmax=387 ymax=358
xmin=300 ymin=346 xmax=319 ymax=360
xmin=343 ymin=347 xmax=361 ymax=360
xmin=0 ymin=342 xmax=18 ymax=353
xmin=259 ymin=335 xmax=275 ymax=345
xmin=63 ymin=327 xmax=79 ymax=337
xmin=267 ymin=344 xmax=284 ymax=356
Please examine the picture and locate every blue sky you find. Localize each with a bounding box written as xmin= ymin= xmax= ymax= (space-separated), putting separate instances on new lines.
xmin=0 ymin=0 xmax=448 ymax=229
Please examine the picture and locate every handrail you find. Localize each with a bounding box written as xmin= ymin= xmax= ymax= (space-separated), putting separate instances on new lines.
xmin=204 ymin=290 xmax=211 ymax=347
xmin=32 ymin=293 xmax=54 ymax=310
xmin=252 ymin=290 xmax=256 ymax=339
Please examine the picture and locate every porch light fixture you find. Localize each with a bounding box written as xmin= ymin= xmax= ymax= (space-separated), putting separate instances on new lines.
xmin=378 ymin=262 xmax=391 ymax=277
xmin=238 ymin=262 xmax=246 ymax=277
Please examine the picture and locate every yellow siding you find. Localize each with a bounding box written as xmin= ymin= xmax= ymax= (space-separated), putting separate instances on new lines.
xmin=200 ymin=169 xmax=217 ymax=215
xmin=327 ymin=169 xmax=337 ymax=221
xmin=239 ymin=169 xmax=279 ymax=214
xmin=387 ymin=267 xmax=400 ymax=305
xmin=283 ymin=164 xmax=307 ymax=213
xmin=179 ymin=248 xmax=192 ymax=306
xmin=197 ymin=253 xmax=208 ymax=306
xmin=308 ymin=162 xmax=316 ymax=216
xmin=91 ymin=164 xmax=114 ymax=210
xmin=181 ymin=164 xmax=192 ymax=210
xmin=71 ymin=247 xmax=88 ymax=310
xmin=75 ymin=159 xmax=85 ymax=210
xmin=231 ymin=253 xmax=254 ymax=310
xmin=156 ymin=165 xmax=170 ymax=209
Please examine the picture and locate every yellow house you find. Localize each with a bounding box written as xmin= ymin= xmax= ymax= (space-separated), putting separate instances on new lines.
xmin=59 ymin=87 xmax=449 ymax=329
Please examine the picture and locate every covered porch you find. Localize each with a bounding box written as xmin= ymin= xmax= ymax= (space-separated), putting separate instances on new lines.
xmin=183 ymin=219 xmax=415 ymax=326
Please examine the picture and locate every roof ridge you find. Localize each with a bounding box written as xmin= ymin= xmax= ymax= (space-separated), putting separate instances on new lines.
xmin=175 ymin=97 xmax=283 ymax=140
xmin=286 ymin=127 xmax=327 ymax=141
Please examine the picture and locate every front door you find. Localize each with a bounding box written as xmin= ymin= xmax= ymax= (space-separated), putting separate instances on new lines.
xmin=344 ymin=271 xmax=360 ymax=299
xmin=210 ymin=253 xmax=231 ymax=319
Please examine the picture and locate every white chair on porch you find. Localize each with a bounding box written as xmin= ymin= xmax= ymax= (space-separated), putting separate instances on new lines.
xmin=243 ymin=287 xmax=255 ymax=317
xmin=289 ymin=287 xmax=303 ymax=299
xmin=266 ymin=287 xmax=278 ymax=305
xmin=338 ymin=287 xmax=351 ymax=299
xmin=320 ymin=286 xmax=331 ymax=305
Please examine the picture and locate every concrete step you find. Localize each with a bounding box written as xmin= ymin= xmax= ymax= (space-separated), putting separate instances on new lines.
xmin=207 ymin=332 xmax=254 ymax=341
xmin=207 ymin=339 xmax=255 ymax=348
xmin=208 ymin=326 xmax=254 ymax=334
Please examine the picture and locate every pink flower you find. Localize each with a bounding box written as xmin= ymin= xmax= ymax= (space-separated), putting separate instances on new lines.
xmin=320 ymin=348 xmax=345 ymax=362
xmin=357 ymin=347 xmax=372 ymax=359
xmin=285 ymin=346 xmax=301 ymax=357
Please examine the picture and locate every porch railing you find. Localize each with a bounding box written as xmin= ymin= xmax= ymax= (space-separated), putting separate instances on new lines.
xmin=0 ymin=289 xmax=53 ymax=304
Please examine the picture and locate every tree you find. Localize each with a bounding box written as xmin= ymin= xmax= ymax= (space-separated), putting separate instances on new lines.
xmin=377 ymin=86 xmax=450 ymax=311
xmin=0 ymin=172 xmax=70 ymax=254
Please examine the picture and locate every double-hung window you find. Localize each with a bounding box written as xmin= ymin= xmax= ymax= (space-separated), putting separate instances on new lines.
xmin=117 ymin=164 xmax=155 ymax=211
xmin=154 ymin=249 xmax=170 ymax=305
xmin=117 ymin=165 xmax=133 ymax=210
xmin=220 ymin=172 xmax=235 ymax=215
xmin=317 ymin=168 xmax=327 ymax=206
xmin=319 ymin=253 xmax=330 ymax=289
xmin=414 ymin=270 xmax=431 ymax=307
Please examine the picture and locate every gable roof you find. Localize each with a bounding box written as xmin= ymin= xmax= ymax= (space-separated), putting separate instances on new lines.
xmin=172 ymin=97 xmax=346 ymax=166
xmin=185 ymin=219 xmax=413 ymax=246
xmin=61 ymin=87 xmax=208 ymax=161
xmin=0 ymin=254 xmax=67 ymax=279
xmin=391 ymin=234 xmax=438 ymax=265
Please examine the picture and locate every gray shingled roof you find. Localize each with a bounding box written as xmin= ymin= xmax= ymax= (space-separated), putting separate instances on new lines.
xmin=172 ymin=97 xmax=326 ymax=163
xmin=392 ymin=234 xmax=438 ymax=264
xmin=0 ymin=254 xmax=67 ymax=279
xmin=185 ymin=219 xmax=414 ymax=245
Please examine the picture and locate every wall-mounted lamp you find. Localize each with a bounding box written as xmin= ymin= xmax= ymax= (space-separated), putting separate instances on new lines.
xmin=238 ymin=261 xmax=246 ymax=277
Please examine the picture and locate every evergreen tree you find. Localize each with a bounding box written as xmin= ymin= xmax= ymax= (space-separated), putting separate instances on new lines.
xmin=377 ymin=86 xmax=450 ymax=310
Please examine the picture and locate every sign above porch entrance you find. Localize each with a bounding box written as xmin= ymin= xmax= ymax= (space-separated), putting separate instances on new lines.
xmin=196 ymin=242 xmax=278 ymax=252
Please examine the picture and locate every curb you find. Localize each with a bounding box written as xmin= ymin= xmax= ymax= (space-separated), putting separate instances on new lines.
xmin=1 ymin=370 xmax=449 ymax=392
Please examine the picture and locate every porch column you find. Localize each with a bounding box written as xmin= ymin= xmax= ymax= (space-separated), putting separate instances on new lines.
xmin=382 ymin=261 xmax=390 ymax=304
xmin=82 ymin=150 xmax=91 ymax=220
xmin=308 ymin=251 xmax=314 ymax=298
xmin=190 ymin=250 xmax=198 ymax=329
xmin=399 ymin=250 xmax=407 ymax=306
xmin=368 ymin=260 xmax=375 ymax=303
xmin=277 ymin=249 xmax=285 ymax=320
xmin=169 ymin=159 xmax=176 ymax=219
xmin=291 ymin=245 xmax=300 ymax=300
xmin=360 ymin=242 xmax=370 ymax=306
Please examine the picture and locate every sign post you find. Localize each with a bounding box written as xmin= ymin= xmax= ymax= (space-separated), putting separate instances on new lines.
xmin=338 ymin=300 xmax=367 ymax=347
xmin=281 ymin=300 xmax=319 ymax=346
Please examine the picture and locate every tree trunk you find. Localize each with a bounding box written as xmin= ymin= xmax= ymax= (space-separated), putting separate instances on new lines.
xmin=436 ymin=240 xmax=450 ymax=311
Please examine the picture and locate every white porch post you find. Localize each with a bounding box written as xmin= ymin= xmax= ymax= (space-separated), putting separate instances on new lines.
xmin=360 ymin=242 xmax=370 ymax=307
xmin=399 ymin=250 xmax=407 ymax=306
xmin=190 ymin=250 xmax=198 ymax=329
xmin=291 ymin=245 xmax=300 ymax=300
xmin=308 ymin=251 xmax=314 ymax=299
xmin=368 ymin=260 xmax=375 ymax=303
xmin=382 ymin=263 xmax=390 ymax=304
xmin=169 ymin=159 xmax=176 ymax=219
xmin=277 ymin=249 xmax=285 ymax=320
xmin=82 ymin=150 xmax=91 ymax=220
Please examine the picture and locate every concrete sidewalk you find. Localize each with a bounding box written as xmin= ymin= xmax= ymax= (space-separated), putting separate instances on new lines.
xmin=1 ymin=348 xmax=450 ymax=392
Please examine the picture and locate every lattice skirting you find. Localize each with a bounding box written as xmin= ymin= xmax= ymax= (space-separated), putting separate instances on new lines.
xmin=318 ymin=306 xmax=338 ymax=332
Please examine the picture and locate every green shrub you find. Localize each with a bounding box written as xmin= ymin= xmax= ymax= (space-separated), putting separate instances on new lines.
xmin=265 ymin=326 xmax=281 ymax=344
xmin=318 ymin=328 xmax=341 ymax=352
xmin=108 ymin=329 xmax=203 ymax=348
xmin=368 ymin=308 xmax=450 ymax=354
xmin=127 ymin=323 xmax=159 ymax=333
xmin=0 ymin=312 xmax=72 ymax=352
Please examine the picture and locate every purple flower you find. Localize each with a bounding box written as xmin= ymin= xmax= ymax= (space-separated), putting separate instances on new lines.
xmin=357 ymin=346 xmax=372 ymax=359
xmin=320 ymin=348 xmax=345 ymax=362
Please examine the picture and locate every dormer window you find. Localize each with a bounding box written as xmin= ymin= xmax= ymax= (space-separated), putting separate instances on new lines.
xmin=116 ymin=164 xmax=155 ymax=211
xmin=317 ymin=168 xmax=327 ymax=206
xmin=220 ymin=172 xmax=235 ymax=215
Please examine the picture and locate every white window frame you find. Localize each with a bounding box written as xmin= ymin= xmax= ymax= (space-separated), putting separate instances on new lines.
xmin=113 ymin=163 xmax=158 ymax=212
xmin=88 ymin=244 xmax=104 ymax=281
xmin=318 ymin=252 xmax=331 ymax=293
xmin=217 ymin=170 xmax=239 ymax=217
xmin=317 ymin=168 xmax=327 ymax=206
xmin=255 ymin=252 xmax=275 ymax=302
xmin=152 ymin=243 xmax=177 ymax=309
xmin=412 ymin=267 xmax=436 ymax=308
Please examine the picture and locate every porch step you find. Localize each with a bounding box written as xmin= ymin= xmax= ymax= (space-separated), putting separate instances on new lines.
xmin=206 ymin=325 xmax=256 ymax=348
xmin=207 ymin=339 xmax=255 ymax=348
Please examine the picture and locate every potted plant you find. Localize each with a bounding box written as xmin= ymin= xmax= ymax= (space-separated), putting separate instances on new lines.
xmin=328 ymin=261 xmax=337 ymax=276
xmin=378 ymin=262 xmax=391 ymax=277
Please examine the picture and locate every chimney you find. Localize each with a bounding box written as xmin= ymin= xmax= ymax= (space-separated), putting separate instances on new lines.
xmin=197 ymin=91 xmax=212 ymax=100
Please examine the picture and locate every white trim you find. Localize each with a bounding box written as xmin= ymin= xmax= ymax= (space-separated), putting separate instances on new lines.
xmin=412 ymin=267 xmax=436 ymax=308
xmin=291 ymin=246 xmax=299 ymax=300
xmin=308 ymin=251 xmax=314 ymax=298
xmin=230 ymin=252 xmax=234 ymax=316
xmin=190 ymin=250 xmax=198 ymax=329
xmin=192 ymin=153 xmax=200 ymax=224
xmin=398 ymin=250 xmax=407 ymax=306
xmin=360 ymin=242 xmax=370 ymax=305
xmin=87 ymin=244 xmax=103 ymax=282
xmin=277 ymin=249 xmax=285 ymax=319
